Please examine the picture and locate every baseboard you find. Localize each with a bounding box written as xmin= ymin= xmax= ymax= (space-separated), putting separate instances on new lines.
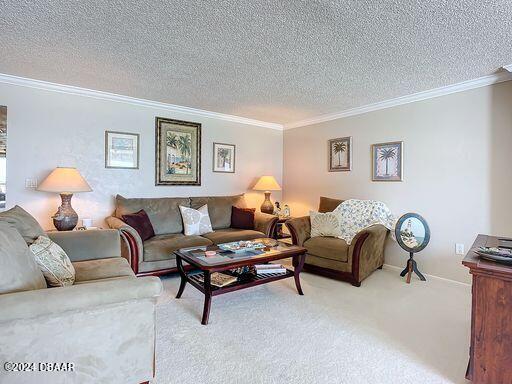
xmin=382 ymin=264 xmax=471 ymax=287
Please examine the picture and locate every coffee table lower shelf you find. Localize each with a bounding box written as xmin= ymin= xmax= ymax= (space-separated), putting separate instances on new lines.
xmin=187 ymin=270 xmax=295 ymax=296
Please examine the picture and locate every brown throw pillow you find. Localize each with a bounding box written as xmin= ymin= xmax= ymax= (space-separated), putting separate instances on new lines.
xmin=121 ymin=210 xmax=155 ymax=241
xmin=231 ymin=207 xmax=256 ymax=230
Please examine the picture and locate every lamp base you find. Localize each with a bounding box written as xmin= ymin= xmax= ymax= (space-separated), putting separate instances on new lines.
xmin=260 ymin=192 xmax=274 ymax=214
xmin=52 ymin=193 xmax=78 ymax=231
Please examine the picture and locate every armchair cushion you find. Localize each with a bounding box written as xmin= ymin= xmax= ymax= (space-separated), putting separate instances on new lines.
xmin=0 ymin=276 xmax=162 ymax=323
xmin=318 ymin=196 xmax=344 ymax=213
xmin=303 ymin=236 xmax=349 ymax=262
xmin=0 ymin=205 xmax=46 ymax=244
xmin=48 ymin=229 xmax=121 ymax=262
xmin=73 ymin=257 xmax=134 ymax=283
xmin=0 ymin=222 xmax=47 ymax=294
xmin=143 ymin=233 xmax=212 ymax=262
xmin=201 ymin=228 xmax=264 ymax=244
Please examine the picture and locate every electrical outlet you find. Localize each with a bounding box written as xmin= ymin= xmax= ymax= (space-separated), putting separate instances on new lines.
xmin=455 ymin=243 xmax=465 ymax=255
xmin=25 ymin=178 xmax=38 ymax=189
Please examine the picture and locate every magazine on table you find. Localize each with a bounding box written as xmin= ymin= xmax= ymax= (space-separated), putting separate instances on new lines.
xmin=196 ymin=272 xmax=238 ymax=287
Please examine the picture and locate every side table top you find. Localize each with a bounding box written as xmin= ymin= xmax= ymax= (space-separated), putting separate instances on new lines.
xmin=463 ymin=234 xmax=512 ymax=279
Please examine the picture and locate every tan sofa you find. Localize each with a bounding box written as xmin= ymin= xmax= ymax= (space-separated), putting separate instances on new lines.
xmin=285 ymin=197 xmax=388 ymax=287
xmin=0 ymin=217 xmax=162 ymax=384
xmin=107 ymin=194 xmax=278 ymax=276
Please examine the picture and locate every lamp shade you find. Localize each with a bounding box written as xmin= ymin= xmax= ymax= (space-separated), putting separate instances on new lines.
xmin=37 ymin=167 xmax=92 ymax=194
xmin=253 ymin=175 xmax=281 ymax=191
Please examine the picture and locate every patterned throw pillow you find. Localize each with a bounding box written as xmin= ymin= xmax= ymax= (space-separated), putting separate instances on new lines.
xmin=310 ymin=211 xmax=342 ymax=238
xmin=179 ymin=205 xmax=213 ymax=236
xmin=29 ymin=236 xmax=75 ymax=287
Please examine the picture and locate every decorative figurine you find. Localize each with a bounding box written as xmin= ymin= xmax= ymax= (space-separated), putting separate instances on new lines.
xmin=282 ymin=204 xmax=291 ymax=218
xmin=273 ymin=201 xmax=281 ymax=216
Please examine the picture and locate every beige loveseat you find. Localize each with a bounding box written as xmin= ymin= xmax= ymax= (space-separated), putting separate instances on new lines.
xmin=286 ymin=197 xmax=389 ymax=287
xmin=106 ymin=194 xmax=278 ymax=276
xmin=0 ymin=212 xmax=161 ymax=384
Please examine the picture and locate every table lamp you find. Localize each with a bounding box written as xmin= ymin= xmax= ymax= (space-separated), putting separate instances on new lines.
xmin=37 ymin=167 xmax=92 ymax=231
xmin=253 ymin=175 xmax=282 ymax=214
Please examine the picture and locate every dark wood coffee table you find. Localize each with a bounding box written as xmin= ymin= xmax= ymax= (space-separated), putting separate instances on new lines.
xmin=174 ymin=239 xmax=307 ymax=325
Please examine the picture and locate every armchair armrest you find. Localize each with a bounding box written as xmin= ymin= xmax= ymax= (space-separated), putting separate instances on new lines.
xmin=0 ymin=276 xmax=162 ymax=323
xmin=348 ymin=224 xmax=389 ymax=283
xmin=254 ymin=212 xmax=278 ymax=237
xmin=47 ymin=229 xmax=121 ymax=262
xmin=106 ymin=216 xmax=144 ymax=271
xmin=285 ymin=216 xmax=311 ymax=246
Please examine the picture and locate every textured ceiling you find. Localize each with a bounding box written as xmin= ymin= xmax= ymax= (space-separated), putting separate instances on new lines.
xmin=1 ymin=0 xmax=511 ymax=125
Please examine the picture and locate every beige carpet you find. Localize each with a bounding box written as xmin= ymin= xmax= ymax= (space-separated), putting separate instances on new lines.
xmin=153 ymin=266 xmax=471 ymax=384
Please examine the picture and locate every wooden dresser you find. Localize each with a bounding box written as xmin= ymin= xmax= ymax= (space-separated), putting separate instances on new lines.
xmin=462 ymin=234 xmax=512 ymax=383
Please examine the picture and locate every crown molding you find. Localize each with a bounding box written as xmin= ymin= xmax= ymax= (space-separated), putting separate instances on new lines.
xmin=284 ymin=71 xmax=512 ymax=129
xmin=0 ymin=73 xmax=284 ymax=130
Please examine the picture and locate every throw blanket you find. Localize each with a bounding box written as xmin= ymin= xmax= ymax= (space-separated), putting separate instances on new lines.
xmin=332 ymin=199 xmax=396 ymax=245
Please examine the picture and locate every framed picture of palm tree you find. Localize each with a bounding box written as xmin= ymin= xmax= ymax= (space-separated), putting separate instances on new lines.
xmin=155 ymin=117 xmax=201 ymax=185
xmin=213 ymin=143 xmax=235 ymax=173
xmin=328 ymin=136 xmax=352 ymax=172
xmin=372 ymin=141 xmax=403 ymax=181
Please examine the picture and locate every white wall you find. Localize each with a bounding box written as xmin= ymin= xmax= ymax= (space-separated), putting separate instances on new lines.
xmin=0 ymin=82 xmax=283 ymax=229
xmin=283 ymin=81 xmax=512 ymax=283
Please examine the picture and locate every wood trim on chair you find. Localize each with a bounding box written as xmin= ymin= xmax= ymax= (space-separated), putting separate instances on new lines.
xmin=121 ymin=229 xmax=140 ymax=275
xmin=286 ymin=221 xmax=301 ymax=246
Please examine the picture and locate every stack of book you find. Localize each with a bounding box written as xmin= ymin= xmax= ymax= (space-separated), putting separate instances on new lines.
xmin=255 ymin=264 xmax=287 ymax=275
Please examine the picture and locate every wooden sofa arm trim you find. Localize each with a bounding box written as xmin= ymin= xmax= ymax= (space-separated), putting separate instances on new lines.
xmin=286 ymin=222 xmax=300 ymax=245
xmin=350 ymin=232 xmax=370 ymax=285
xmin=120 ymin=229 xmax=140 ymax=275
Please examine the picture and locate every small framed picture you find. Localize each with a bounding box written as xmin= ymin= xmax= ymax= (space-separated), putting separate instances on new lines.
xmin=328 ymin=136 xmax=352 ymax=171
xmin=213 ymin=143 xmax=235 ymax=173
xmin=372 ymin=141 xmax=403 ymax=181
xmin=105 ymin=131 xmax=139 ymax=169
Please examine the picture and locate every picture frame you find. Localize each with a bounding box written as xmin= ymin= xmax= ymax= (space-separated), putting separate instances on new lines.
xmin=213 ymin=143 xmax=235 ymax=173
xmin=328 ymin=136 xmax=352 ymax=172
xmin=105 ymin=131 xmax=139 ymax=169
xmin=372 ymin=141 xmax=403 ymax=181
xmin=155 ymin=117 xmax=201 ymax=186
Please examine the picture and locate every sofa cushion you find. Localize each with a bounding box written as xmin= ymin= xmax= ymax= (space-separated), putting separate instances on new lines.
xmin=0 ymin=222 xmax=47 ymax=294
xmin=143 ymin=233 xmax=213 ymax=262
xmin=318 ymin=196 xmax=344 ymax=213
xmin=0 ymin=205 xmax=46 ymax=244
xmin=231 ymin=206 xmax=255 ymax=230
xmin=190 ymin=194 xmax=246 ymax=229
xmin=114 ymin=194 xmax=189 ymax=235
xmin=201 ymin=228 xmax=265 ymax=245
xmin=303 ymin=236 xmax=349 ymax=262
xmin=121 ymin=209 xmax=155 ymax=241
xmin=29 ymin=235 xmax=75 ymax=287
xmin=310 ymin=210 xmax=341 ymax=237
xmin=73 ymin=257 xmax=135 ymax=283
xmin=179 ymin=204 xmax=213 ymax=236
